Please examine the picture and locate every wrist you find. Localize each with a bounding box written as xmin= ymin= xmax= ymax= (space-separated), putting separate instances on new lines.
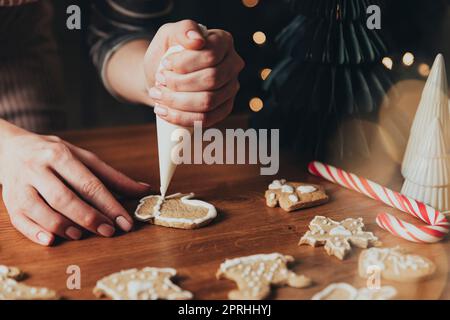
xmin=104 ymin=39 xmax=154 ymax=105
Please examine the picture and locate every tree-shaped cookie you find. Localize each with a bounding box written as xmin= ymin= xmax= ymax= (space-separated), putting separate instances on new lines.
xmin=93 ymin=267 xmax=193 ymax=300
xmin=0 ymin=265 xmax=58 ymax=300
xmin=216 ymin=253 xmax=312 ymax=300
xmin=265 ymin=179 xmax=329 ymax=212
xmin=299 ymin=216 xmax=379 ymax=260
xmin=359 ymin=247 xmax=436 ymax=282
xmin=134 ymin=193 xmax=217 ymax=229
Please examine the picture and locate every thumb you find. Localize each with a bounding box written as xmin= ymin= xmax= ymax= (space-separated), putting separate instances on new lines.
xmin=168 ymin=20 xmax=206 ymax=50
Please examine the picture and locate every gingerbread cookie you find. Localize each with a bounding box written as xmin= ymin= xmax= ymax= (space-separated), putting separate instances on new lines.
xmin=265 ymin=179 xmax=328 ymax=212
xmin=312 ymin=283 xmax=396 ymax=300
xmin=216 ymin=253 xmax=312 ymax=300
xmin=93 ymin=267 xmax=193 ymax=300
xmin=0 ymin=265 xmax=23 ymax=280
xmin=134 ymin=193 xmax=217 ymax=229
xmin=359 ymin=247 xmax=436 ymax=283
xmin=299 ymin=216 xmax=379 ymax=260
xmin=0 ymin=266 xmax=58 ymax=300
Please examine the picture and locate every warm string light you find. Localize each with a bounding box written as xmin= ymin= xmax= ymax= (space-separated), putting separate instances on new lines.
xmin=382 ymin=57 xmax=393 ymax=70
xmin=242 ymin=0 xmax=259 ymax=8
xmin=418 ymin=63 xmax=431 ymax=77
xmin=249 ymin=97 xmax=264 ymax=112
xmin=402 ymin=52 xmax=415 ymax=66
xmin=260 ymin=68 xmax=272 ymax=80
xmin=253 ymin=31 xmax=266 ymax=45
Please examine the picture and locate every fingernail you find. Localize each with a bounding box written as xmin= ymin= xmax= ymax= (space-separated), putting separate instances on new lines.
xmin=154 ymin=106 xmax=168 ymax=116
xmin=139 ymin=181 xmax=151 ymax=187
xmin=187 ymin=30 xmax=204 ymax=40
xmin=97 ymin=224 xmax=115 ymax=237
xmin=148 ymin=87 xmax=162 ymax=100
xmin=65 ymin=227 xmax=82 ymax=240
xmin=155 ymin=72 xmax=166 ymax=85
xmin=37 ymin=232 xmax=52 ymax=245
xmin=162 ymin=59 xmax=172 ymax=70
xmin=116 ymin=216 xmax=133 ymax=232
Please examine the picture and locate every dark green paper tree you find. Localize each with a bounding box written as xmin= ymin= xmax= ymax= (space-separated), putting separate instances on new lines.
xmin=253 ymin=0 xmax=394 ymax=161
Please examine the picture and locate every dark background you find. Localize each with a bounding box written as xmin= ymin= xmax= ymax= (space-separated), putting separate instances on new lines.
xmin=51 ymin=0 xmax=450 ymax=130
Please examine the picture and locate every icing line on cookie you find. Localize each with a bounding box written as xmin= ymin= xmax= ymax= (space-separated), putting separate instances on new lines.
xmin=135 ymin=193 xmax=217 ymax=225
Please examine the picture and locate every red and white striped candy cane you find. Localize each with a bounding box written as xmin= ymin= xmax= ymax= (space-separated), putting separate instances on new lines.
xmin=308 ymin=161 xmax=450 ymax=243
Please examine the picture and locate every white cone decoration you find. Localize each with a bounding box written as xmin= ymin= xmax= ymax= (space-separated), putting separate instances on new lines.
xmin=401 ymin=54 xmax=450 ymax=213
xmin=402 ymin=54 xmax=450 ymax=176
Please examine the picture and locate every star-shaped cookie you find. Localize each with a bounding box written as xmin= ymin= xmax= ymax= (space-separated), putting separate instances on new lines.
xmin=299 ymin=216 xmax=379 ymax=260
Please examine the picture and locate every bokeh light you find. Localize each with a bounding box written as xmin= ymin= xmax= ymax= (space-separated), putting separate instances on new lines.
xmin=382 ymin=57 xmax=393 ymax=70
xmin=253 ymin=31 xmax=267 ymax=45
xmin=260 ymin=68 xmax=272 ymax=80
xmin=402 ymin=52 xmax=415 ymax=66
xmin=249 ymin=97 xmax=264 ymax=112
xmin=418 ymin=63 xmax=431 ymax=77
xmin=242 ymin=0 xmax=259 ymax=8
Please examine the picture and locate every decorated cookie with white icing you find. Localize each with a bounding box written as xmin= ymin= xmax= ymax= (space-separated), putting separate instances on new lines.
xmin=0 ymin=265 xmax=23 ymax=280
xmin=0 ymin=266 xmax=58 ymax=300
xmin=265 ymin=180 xmax=328 ymax=212
xmin=312 ymin=282 xmax=396 ymax=300
xmin=359 ymin=247 xmax=436 ymax=282
xmin=216 ymin=253 xmax=312 ymax=300
xmin=93 ymin=267 xmax=193 ymax=300
xmin=134 ymin=193 xmax=217 ymax=229
xmin=299 ymin=216 xmax=380 ymax=260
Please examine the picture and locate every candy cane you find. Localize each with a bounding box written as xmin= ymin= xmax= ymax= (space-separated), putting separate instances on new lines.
xmin=308 ymin=161 xmax=450 ymax=243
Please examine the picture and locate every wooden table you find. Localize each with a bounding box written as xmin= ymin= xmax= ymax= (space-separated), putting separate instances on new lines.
xmin=0 ymin=115 xmax=449 ymax=300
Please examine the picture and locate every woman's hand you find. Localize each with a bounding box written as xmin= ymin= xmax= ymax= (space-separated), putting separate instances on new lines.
xmin=0 ymin=121 xmax=151 ymax=246
xmin=144 ymin=20 xmax=245 ymax=127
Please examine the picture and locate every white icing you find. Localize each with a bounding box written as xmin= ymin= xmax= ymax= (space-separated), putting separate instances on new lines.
xmin=297 ymin=185 xmax=317 ymax=194
xmin=312 ymin=283 xmax=396 ymax=300
xmin=135 ymin=193 xmax=217 ymax=226
xmin=219 ymin=253 xmax=285 ymax=273
xmin=288 ymin=194 xmax=299 ymax=202
xmin=281 ymin=185 xmax=294 ymax=193
xmin=268 ymin=193 xmax=276 ymax=200
xmin=95 ymin=267 xmax=191 ymax=300
xmin=329 ymin=225 xmax=352 ymax=237
xmin=361 ymin=247 xmax=431 ymax=275
xmin=312 ymin=283 xmax=358 ymax=300
xmin=0 ymin=266 xmax=9 ymax=275
xmin=268 ymin=180 xmax=284 ymax=190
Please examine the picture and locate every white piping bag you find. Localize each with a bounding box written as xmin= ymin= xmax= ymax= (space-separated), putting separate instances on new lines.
xmin=155 ymin=24 xmax=208 ymax=197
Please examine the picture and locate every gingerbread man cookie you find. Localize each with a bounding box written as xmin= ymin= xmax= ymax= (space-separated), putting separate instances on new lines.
xmin=359 ymin=247 xmax=436 ymax=283
xmin=299 ymin=216 xmax=379 ymax=260
xmin=312 ymin=283 xmax=397 ymax=300
xmin=216 ymin=253 xmax=312 ymax=300
xmin=0 ymin=265 xmax=58 ymax=300
xmin=93 ymin=267 xmax=193 ymax=300
xmin=135 ymin=193 xmax=217 ymax=229
xmin=265 ymin=179 xmax=328 ymax=212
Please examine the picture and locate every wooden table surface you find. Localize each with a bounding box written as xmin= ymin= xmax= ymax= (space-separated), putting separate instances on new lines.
xmin=0 ymin=115 xmax=449 ymax=300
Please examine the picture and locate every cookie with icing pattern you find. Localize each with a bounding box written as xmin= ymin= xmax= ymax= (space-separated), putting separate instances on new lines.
xmin=134 ymin=193 xmax=217 ymax=229
xmin=312 ymin=282 xmax=397 ymax=300
xmin=358 ymin=247 xmax=436 ymax=282
xmin=299 ymin=216 xmax=380 ymax=260
xmin=93 ymin=267 xmax=193 ymax=300
xmin=0 ymin=265 xmax=58 ymax=300
xmin=216 ymin=253 xmax=312 ymax=300
xmin=265 ymin=180 xmax=328 ymax=212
